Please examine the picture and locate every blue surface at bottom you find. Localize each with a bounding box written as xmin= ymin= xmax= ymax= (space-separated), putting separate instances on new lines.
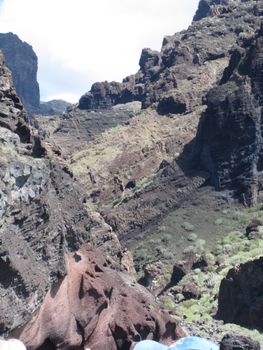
xmin=169 ymin=336 xmax=219 ymax=350
xmin=133 ymin=337 xmax=219 ymax=350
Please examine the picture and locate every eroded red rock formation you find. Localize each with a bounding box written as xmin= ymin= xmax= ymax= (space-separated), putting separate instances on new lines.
xmin=16 ymin=245 xmax=185 ymax=350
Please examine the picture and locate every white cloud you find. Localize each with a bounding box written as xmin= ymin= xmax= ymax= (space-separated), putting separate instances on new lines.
xmin=0 ymin=0 xmax=199 ymax=102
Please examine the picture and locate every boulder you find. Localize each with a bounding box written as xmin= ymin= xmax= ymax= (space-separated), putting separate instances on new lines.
xmin=220 ymin=334 xmax=260 ymax=350
xmin=245 ymin=219 xmax=263 ymax=239
xmin=217 ymin=257 xmax=263 ymax=328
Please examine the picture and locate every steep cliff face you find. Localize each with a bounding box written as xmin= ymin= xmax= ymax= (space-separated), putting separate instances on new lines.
xmin=79 ymin=0 xmax=262 ymax=114
xmin=0 ymin=51 xmax=185 ymax=348
xmin=196 ymin=25 xmax=263 ymax=205
xmin=0 ymin=49 xmax=92 ymax=333
xmin=0 ymin=32 xmax=40 ymax=113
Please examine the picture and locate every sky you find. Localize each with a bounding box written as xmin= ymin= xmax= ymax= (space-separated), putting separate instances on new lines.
xmin=0 ymin=0 xmax=199 ymax=103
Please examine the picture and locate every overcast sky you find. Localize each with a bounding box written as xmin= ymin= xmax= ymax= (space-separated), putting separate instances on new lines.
xmin=0 ymin=0 xmax=199 ymax=102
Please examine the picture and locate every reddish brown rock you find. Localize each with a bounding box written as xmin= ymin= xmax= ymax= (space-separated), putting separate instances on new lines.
xmin=16 ymin=245 xmax=185 ymax=350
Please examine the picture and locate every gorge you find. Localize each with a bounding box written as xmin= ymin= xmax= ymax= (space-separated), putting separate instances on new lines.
xmin=0 ymin=0 xmax=263 ymax=349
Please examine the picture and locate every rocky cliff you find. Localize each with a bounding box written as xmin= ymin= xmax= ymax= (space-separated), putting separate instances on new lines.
xmin=0 ymin=49 xmax=91 ymax=333
xmin=0 ymin=51 xmax=186 ymax=348
xmin=196 ymin=24 xmax=263 ymax=206
xmin=2 ymin=0 xmax=263 ymax=347
xmin=79 ymin=0 xmax=262 ymax=114
xmin=0 ymin=33 xmax=40 ymax=114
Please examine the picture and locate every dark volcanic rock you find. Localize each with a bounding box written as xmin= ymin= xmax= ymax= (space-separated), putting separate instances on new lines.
xmin=78 ymin=0 xmax=262 ymax=115
xmin=193 ymin=0 xmax=229 ymax=21
xmin=197 ymin=25 xmax=263 ymax=205
xmin=245 ymin=219 xmax=263 ymax=239
xmin=217 ymin=257 xmax=263 ymax=328
xmin=79 ymin=80 xmax=143 ymax=110
xmin=16 ymin=245 xmax=185 ymax=350
xmin=220 ymin=334 xmax=260 ymax=350
xmin=0 ymin=33 xmax=40 ymax=113
xmin=0 ymin=50 xmax=130 ymax=336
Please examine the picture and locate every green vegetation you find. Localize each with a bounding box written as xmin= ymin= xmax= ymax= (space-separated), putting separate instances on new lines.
xmin=163 ymin=298 xmax=176 ymax=309
xmin=131 ymin=201 xmax=263 ymax=345
xmin=112 ymin=175 xmax=155 ymax=208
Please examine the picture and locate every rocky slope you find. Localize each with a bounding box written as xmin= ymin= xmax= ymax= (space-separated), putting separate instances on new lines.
xmin=37 ymin=0 xmax=263 ymax=249
xmin=79 ymin=0 xmax=262 ymax=115
xmin=0 ymin=51 xmax=188 ymax=348
xmin=0 ymin=49 xmax=91 ymax=333
xmin=0 ymin=33 xmax=40 ymax=114
xmin=1 ymin=0 xmax=263 ymax=348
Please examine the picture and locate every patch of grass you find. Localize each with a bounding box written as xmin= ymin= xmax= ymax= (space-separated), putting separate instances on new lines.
xmin=163 ymin=298 xmax=176 ymax=309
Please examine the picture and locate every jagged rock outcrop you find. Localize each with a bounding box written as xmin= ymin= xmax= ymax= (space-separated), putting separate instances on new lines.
xmin=196 ymin=24 xmax=263 ymax=205
xmin=78 ymin=80 xmax=143 ymax=110
xmin=0 ymin=51 xmax=186 ymax=349
xmin=0 ymin=49 xmax=90 ymax=334
xmin=220 ymin=334 xmax=260 ymax=350
xmin=0 ymin=51 xmax=132 ymax=336
xmin=15 ymin=245 xmax=185 ymax=350
xmin=0 ymin=33 xmax=40 ymax=114
xmin=78 ymin=0 xmax=262 ymax=114
xmin=217 ymin=257 xmax=263 ymax=328
xmin=193 ymin=0 xmax=230 ymax=22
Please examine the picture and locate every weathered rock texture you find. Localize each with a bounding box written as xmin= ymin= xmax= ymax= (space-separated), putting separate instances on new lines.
xmin=79 ymin=0 xmax=262 ymax=114
xmin=220 ymin=334 xmax=260 ymax=350
xmin=196 ymin=24 xmax=263 ymax=205
xmin=0 ymin=50 xmax=187 ymax=349
xmin=15 ymin=245 xmax=185 ymax=350
xmin=217 ymin=257 xmax=263 ymax=328
xmin=0 ymin=33 xmax=40 ymax=114
xmin=0 ymin=49 xmax=89 ymax=334
xmin=0 ymin=51 xmax=132 ymax=336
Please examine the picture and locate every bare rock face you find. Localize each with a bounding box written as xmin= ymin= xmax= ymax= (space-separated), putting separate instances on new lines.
xmin=217 ymin=257 xmax=263 ymax=328
xmin=0 ymin=51 xmax=131 ymax=336
xmin=220 ymin=334 xmax=260 ymax=350
xmin=193 ymin=0 xmax=229 ymax=21
xmin=16 ymin=245 xmax=185 ymax=350
xmin=0 ymin=50 xmax=181 ymax=348
xmin=0 ymin=49 xmax=90 ymax=334
xmin=79 ymin=80 xmax=143 ymax=110
xmin=0 ymin=33 xmax=40 ymax=114
xmin=196 ymin=25 xmax=263 ymax=205
xmin=78 ymin=0 xmax=262 ymax=115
